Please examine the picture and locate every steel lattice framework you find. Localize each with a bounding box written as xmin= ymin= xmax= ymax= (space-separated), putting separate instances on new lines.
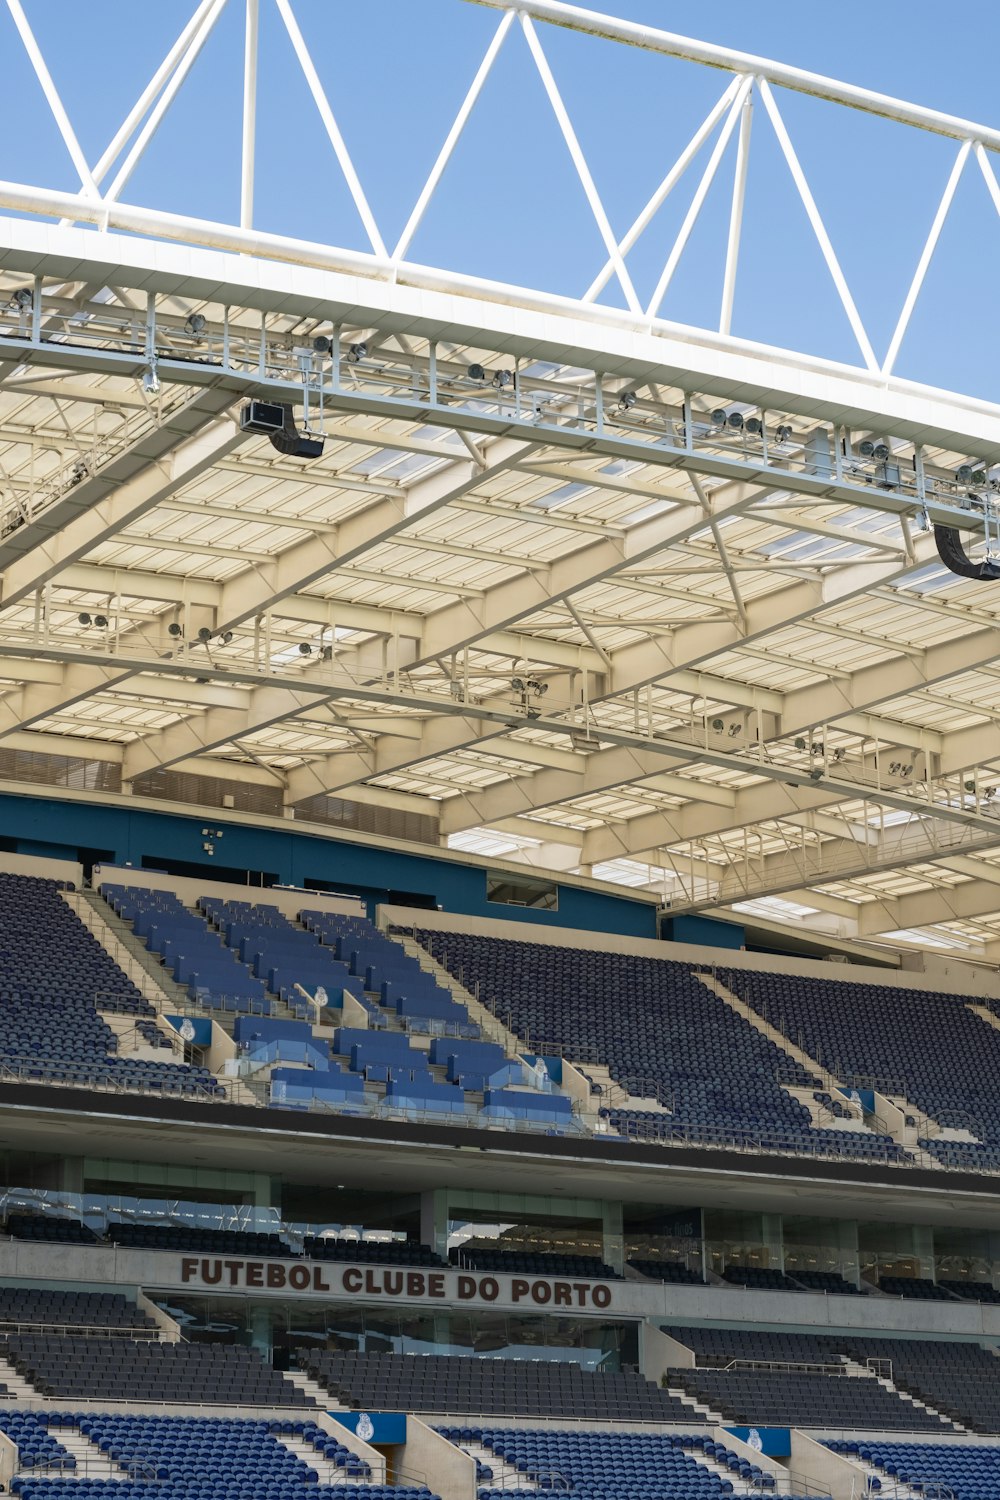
xmin=1 ymin=0 xmax=1000 ymax=958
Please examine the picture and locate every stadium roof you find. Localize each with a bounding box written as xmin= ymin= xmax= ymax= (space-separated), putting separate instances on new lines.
xmin=2 ymin=0 xmax=1000 ymax=960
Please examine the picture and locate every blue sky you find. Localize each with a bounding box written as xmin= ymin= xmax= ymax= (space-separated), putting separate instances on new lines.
xmin=1 ymin=0 xmax=998 ymax=398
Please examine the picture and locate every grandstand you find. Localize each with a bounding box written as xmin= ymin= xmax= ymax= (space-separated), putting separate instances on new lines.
xmin=2 ymin=3 xmax=1000 ymax=1500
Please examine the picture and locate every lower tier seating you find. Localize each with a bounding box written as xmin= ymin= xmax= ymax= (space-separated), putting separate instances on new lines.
xmin=3 ymin=1337 xmax=311 ymax=1406
xmin=827 ymin=1439 xmax=1000 ymax=1500
xmin=440 ymin=1426 xmax=812 ymax=1499
xmin=297 ymin=1350 xmax=692 ymax=1421
xmin=667 ymin=1366 xmax=951 ymax=1430
xmin=664 ymin=1326 xmax=1000 ymax=1433
xmin=4 ymin=1411 xmax=440 ymax=1500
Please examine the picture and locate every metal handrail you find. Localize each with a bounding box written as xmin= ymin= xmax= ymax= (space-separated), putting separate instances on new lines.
xmin=0 ymin=1320 xmax=157 ymax=1339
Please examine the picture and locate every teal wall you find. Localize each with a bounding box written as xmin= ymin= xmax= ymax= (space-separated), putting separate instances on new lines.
xmin=0 ymin=792 xmax=657 ymax=940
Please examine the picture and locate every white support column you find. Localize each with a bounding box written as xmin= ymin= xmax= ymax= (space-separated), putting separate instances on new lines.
xmin=584 ymin=74 xmax=743 ymax=303
xmin=241 ymin=0 xmax=260 ymax=230
xmin=758 ymin=78 xmax=879 ymax=373
xmin=719 ymin=85 xmax=753 ymax=336
xmin=645 ymin=78 xmax=751 ymax=320
xmin=882 ymin=139 xmax=970 ymax=378
xmin=5 ymin=0 xmax=100 ymax=198
xmin=274 ymin=0 xmax=387 ymax=257
xmin=393 ymin=11 xmax=515 ymax=262
xmin=104 ymin=0 xmax=231 ymax=205
xmin=520 ymin=13 xmax=642 ymax=315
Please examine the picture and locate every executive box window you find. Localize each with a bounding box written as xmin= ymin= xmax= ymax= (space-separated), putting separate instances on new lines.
xmin=486 ymin=871 xmax=558 ymax=910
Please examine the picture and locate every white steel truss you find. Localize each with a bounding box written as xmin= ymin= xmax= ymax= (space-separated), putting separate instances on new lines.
xmin=0 ymin=2 xmax=999 ymax=956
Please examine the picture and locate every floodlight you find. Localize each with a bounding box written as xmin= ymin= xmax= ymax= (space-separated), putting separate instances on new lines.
xmin=467 ymin=363 xmax=486 ymax=382
xmin=492 ymin=369 xmax=513 ymax=389
xmin=794 ymin=737 xmax=807 ymax=750
xmin=321 ymin=645 xmax=333 ymax=661
xmin=10 ymin=288 xmax=31 ymax=311
xmin=957 ymin=465 xmax=974 ymax=483
xmin=94 ymin=615 xmax=108 ymax=629
xmin=511 ymin=677 xmax=524 ymax=692
xmin=711 ymin=409 xmax=727 ymax=426
xmin=346 ymin=342 xmax=367 ymax=363
xmin=727 ymin=412 xmax=744 ymax=430
xmin=78 ymin=613 xmax=92 ymax=627
xmin=775 ymin=424 xmax=793 ymax=444
xmin=858 ymin=440 xmax=876 ymax=458
xmin=809 ymin=767 xmax=823 ymax=781
xmin=872 ymin=442 xmax=890 ymax=462
xmin=711 ymin=718 xmax=724 ymax=732
xmin=298 ymin=642 xmax=312 ymax=656
xmin=167 ymin=623 xmax=183 ymax=638
xmin=312 ymin=335 xmax=331 ymax=354
xmin=745 ymin=417 xmax=763 ymax=436
xmin=972 ymin=469 xmax=988 ymax=487
xmin=617 ymin=390 xmax=637 ymax=412
xmin=197 ymin=627 xmax=212 ymax=643
xmin=220 ymin=631 xmax=233 ymax=645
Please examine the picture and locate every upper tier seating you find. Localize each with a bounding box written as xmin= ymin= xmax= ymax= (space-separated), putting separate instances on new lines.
xmin=0 ymin=1288 xmax=155 ymax=1333
xmin=200 ymin=899 xmax=364 ymax=1016
xmin=939 ymin=1279 xmax=1000 ymax=1305
xmin=302 ymin=1237 xmax=444 ymax=1267
xmin=440 ymin=1426 xmax=808 ymax=1500
xmin=785 ymin=1269 xmax=861 ymax=1295
xmin=5 ymin=1214 xmax=99 ymax=1245
xmin=297 ymin=1350 xmax=694 ymax=1421
xmin=449 ymin=1248 xmax=618 ymax=1279
xmin=626 ymin=1259 xmax=707 ymax=1285
xmin=0 ymin=875 xmax=174 ymax=1087
xmin=302 ymin=912 xmax=471 ymax=1031
xmin=718 ymin=966 xmax=1000 ymax=1148
xmin=0 ymin=874 xmax=150 ymax=1018
xmin=4 ymin=1337 xmax=311 ymax=1405
xmin=415 ymin=930 xmax=910 ymax=1161
xmin=103 ymin=887 xmax=270 ymax=1014
xmin=109 ymin=1222 xmax=294 ymax=1257
xmin=827 ymin=1439 xmax=1000 ymax=1500
xmin=879 ymin=1275 xmax=958 ymax=1301
xmin=721 ymin=1265 xmax=803 ymax=1292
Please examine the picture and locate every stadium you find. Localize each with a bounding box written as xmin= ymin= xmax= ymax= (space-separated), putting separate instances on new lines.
xmin=0 ymin=1 xmax=1000 ymax=1497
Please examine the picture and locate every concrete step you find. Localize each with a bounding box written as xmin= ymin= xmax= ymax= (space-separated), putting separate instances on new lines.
xmin=48 ymin=1424 xmax=126 ymax=1479
xmin=64 ymin=891 xmax=174 ymax=1009
xmin=0 ymin=1351 xmax=43 ymax=1400
xmin=80 ymin=891 xmax=191 ymax=1012
xmin=460 ymin=1440 xmax=539 ymax=1491
xmin=396 ymin=933 xmax=524 ymax=1055
xmin=665 ymin=1384 xmax=725 ymax=1424
xmin=284 ymin=1368 xmax=338 ymax=1409
xmin=279 ymin=1432 xmax=362 ymax=1486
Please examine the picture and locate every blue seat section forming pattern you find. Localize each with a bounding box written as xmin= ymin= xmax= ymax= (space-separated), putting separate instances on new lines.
xmin=302 ymin=911 xmax=476 ymax=1033
xmin=200 ymin=899 xmax=367 ymax=1017
xmin=437 ymin=1427 xmax=810 ymax=1500
xmin=4 ymin=1412 xmax=441 ymax=1500
xmin=414 ymin=930 xmax=909 ymax=1161
xmin=826 ymin=1439 xmax=1000 ymax=1499
xmin=103 ymin=887 xmax=270 ymax=1014
xmin=718 ymin=966 xmax=1000 ymax=1151
xmin=0 ymin=877 xmax=221 ymax=1097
